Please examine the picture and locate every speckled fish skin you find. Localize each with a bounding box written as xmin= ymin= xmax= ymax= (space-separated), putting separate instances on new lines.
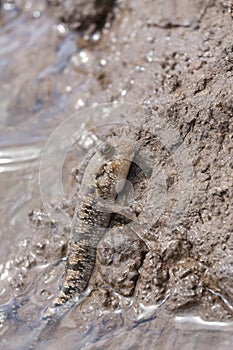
xmin=45 ymin=139 xmax=135 ymax=316
xmin=222 ymin=0 xmax=233 ymax=17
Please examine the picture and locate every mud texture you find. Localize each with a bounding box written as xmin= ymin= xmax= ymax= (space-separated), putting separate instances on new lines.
xmin=96 ymin=225 xmax=148 ymax=297
xmin=47 ymin=0 xmax=116 ymax=31
xmin=0 ymin=0 xmax=233 ymax=349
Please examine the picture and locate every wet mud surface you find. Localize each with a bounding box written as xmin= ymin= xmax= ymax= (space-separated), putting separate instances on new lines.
xmin=0 ymin=0 xmax=233 ymax=349
xmin=47 ymin=0 xmax=117 ymax=31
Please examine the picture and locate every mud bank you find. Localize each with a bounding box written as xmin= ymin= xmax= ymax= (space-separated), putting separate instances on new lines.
xmin=0 ymin=0 xmax=233 ymax=349
xmin=47 ymin=0 xmax=116 ymax=31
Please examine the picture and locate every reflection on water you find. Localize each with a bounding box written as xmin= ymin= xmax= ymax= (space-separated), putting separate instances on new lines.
xmin=0 ymin=145 xmax=41 ymax=172
xmin=0 ymin=3 xmax=75 ymax=347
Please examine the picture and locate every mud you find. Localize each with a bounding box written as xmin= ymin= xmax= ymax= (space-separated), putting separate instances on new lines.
xmin=0 ymin=0 xmax=233 ymax=349
xmin=47 ymin=0 xmax=117 ymax=31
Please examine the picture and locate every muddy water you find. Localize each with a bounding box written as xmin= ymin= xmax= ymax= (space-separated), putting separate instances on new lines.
xmin=0 ymin=1 xmax=80 ymax=348
xmin=1 ymin=0 xmax=233 ymax=349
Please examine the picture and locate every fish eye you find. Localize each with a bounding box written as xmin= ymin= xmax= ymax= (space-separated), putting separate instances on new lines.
xmin=97 ymin=142 xmax=115 ymax=158
xmin=101 ymin=143 xmax=110 ymax=153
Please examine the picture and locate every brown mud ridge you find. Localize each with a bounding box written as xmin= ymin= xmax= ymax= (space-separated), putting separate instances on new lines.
xmin=0 ymin=0 xmax=233 ymax=348
xmin=47 ymin=0 xmax=117 ymax=31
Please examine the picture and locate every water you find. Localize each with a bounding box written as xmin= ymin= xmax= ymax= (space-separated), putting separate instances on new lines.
xmin=0 ymin=2 xmax=81 ymax=346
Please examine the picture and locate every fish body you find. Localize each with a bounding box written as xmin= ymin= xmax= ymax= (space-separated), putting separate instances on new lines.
xmin=45 ymin=139 xmax=135 ymax=316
